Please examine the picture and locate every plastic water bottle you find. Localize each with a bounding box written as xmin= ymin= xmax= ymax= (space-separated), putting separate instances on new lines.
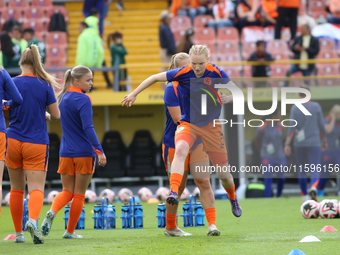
xmin=157 ymin=203 xmax=166 ymax=228
xmin=182 ymin=202 xmax=191 ymax=227
xmin=93 ymin=204 xmax=102 ymax=229
xmin=105 ymin=205 xmax=115 ymax=229
xmin=121 ymin=203 xmax=131 ymax=229
xmin=134 ymin=203 xmax=143 ymax=228
xmin=194 ymin=202 xmax=205 ymax=227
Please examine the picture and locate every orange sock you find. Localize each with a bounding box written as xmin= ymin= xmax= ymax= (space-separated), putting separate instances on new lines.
xmin=205 ymin=207 xmax=216 ymax=226
xmin=170 ymin=173 xmax=183 ymax=193
xmin=51 ymin=190 xmax=73 ymax=215
xmin=28 ymin=190 xmax=44 ymax=221
xmin=10 ymin=189 xmax=24 ymax=232
xmin=224 ymin=183 xmax=236 ymax=200
xmin=67 ymin=193 xmax=85 ymax=234
xmin=166 ymin=212 xmax=177 ymax=230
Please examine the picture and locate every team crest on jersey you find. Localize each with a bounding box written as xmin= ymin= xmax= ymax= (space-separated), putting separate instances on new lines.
xmin=204 ymin=77 xmax=212 ymax=86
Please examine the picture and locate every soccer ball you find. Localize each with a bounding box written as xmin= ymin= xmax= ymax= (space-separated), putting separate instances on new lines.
xmin=47 ymin=190 xmax=59 ymax=204
xmin=156 ymin=187 xmax=169 ymax=201
xmin=193 ymin=187 xmax=200 ymax=199
xmin=118 ymin=188 xmax=133 ymax=202
xmin=319 ymin=199 xmax=338 ymax=218
xmin=300 ymin=200 xmax=319 ymax=219
xmin=85 ymin=190 xmax=97 ymax=203
xmin=4 ymin=192 xmax=10 ymax=206
xmin=100 ymin=189 xmax=115 ymax=203
xmin=138 ymin=187 xmax=153 ymax=202
xmin=180 ymin=188 xmax=190 ymax=200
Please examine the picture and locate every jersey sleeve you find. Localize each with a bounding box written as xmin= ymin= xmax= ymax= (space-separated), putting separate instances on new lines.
xmin=1 ymin=68 xmax=22 ymax=109
xmin=46 ymin=83 xmax=57 ymax=105
xmin=166 ymin=68 xmax=181 ymax=82
xmin=164 ymin=83 xmax=180 ymax=107
xmin=166 ymin=66 xmax=190 ymax=82
xmin=79 ymin=96 xmax=104 ymax=155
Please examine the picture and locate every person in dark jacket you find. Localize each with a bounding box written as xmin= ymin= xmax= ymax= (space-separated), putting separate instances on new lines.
xmin=159 ymin=10 xmax=176 ymax=72
xmin=285 ymin=24 xmax=319 ymax=86
xmin=248 ymin=40 xmax=274 ymax=87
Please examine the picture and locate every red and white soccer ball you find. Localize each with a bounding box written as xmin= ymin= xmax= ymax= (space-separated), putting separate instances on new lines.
xmin=47 ymin=190 xmax=59 ymax=204
xmin=319 ymin=199 xmax=339 ymax=218
xmin=180 ymin=188 xmax=190 ymax=200
xmin=193 ymin=187 xmax=200 ymax=199
xmin=100 ymin=189 xmax=115 ymax=203
xmin=138 ymin=187 xmax=153 ymax=202
xmin=156 ymin=187 xmax=169 ymax=201
xmin=85 ymin=190 xmax=97 ymax=203
xmin=4 ymin=192 xmax=10 ymax=206
xmin=300 ymin=200 xmax=319 ymax=219
xmin=118 ymin=188 xmax=133 ymax=202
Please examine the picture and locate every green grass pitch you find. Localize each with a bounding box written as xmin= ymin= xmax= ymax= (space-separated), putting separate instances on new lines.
xmin=0 ymin=197 xmax=338 ymax=255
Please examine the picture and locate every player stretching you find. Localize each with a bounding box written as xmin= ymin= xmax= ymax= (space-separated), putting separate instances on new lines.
xmin=6 ymin=45 xmax=60 ymax=244
xmin=122 ymin=45 xmax=242 ymax=222
xmin=0 ymin=67 xmax=23 ymax=217
xmin=41 ymin=66 xmax=107 ymax=239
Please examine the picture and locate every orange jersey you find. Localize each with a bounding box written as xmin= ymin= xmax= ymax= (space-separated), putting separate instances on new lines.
xmin=262 ymin=0 xmax=278 ymax=18
xmin=278 ymin=0 xmax=300 ymax=8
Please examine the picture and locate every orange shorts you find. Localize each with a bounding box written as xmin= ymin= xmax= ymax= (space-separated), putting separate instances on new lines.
xmin=162 ymin=143 xmax=209 ymax=173
xmin=0 ymin=132 xmax=6 ymax=161
xmin=58 ymin=157 xmax=96 ymax=176
xmin=175 ymin=120 xmax=227 ymax=154
xmin=6 ymin=138 xmax=49 ymax=171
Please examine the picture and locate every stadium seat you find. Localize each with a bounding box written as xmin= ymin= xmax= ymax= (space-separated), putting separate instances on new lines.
xmin=271 ymin=52 xmax=289 ymax=60
xmin=8 ymin=0 xmax=29 ymax=8
xmin=46 ymin=47 xmax=67 ymax=64
xmin=173 ymin=30 xmax=186 ymax=45
xmin=23 ymin=20 xmax=45 ymax=33
xmin=49 ymin=71 xmax=65 ymax=87
xmin=7 ymin=8 xmax=23 ymax=23
xmin=193 ymin=15 xmax=213 ymax=29
xmin=0 ymin=0 xmax=6 ymax=8
xmin=308 ymin=10 xmax=328 ymax=21
xmin=242 ymin=65 xmax=254 ymax=87
xmin=241 ymin=26 xmax=264 ymax=42
xmin=35 ymin=31 xmax=46 ymax=42
xmin=46 ymin=32 xmax=68 ymax=50
xmin=170 ymin=16 xmax=191 ymax=32
xmin=241 ymin=41 xmax=257 ymax=60
xmin=46 ymin=133 xmax=60 ymax=181
xmin=44 ymin=59 xmax=66 ymax=69
xmin=317 ymin=64 xmax=340 ymax=80
xmin=128 ymin=130 xmax=157 ymax=177
xmin=217 ymin=42 xmax=240 ymax=57
xmin=220 ymin=65 xmax=242 ymax=78
xmin=270 ymin=64 xmax=289 ymax=77
xmin=317 ymin=51 xmax=338 ymax=59
xmin=46 ymin=6 xmax=69 ymax=23
xmin=31 ymin=0 xmax=53 ymax=7
xmin=96 ymin=131 xmax=127 ymax=178
xmin=24 ymin=8 xmax=46 ymax=23
xmin=217 ymin=27 xmax=239 ymax=43
xmin=308 ymin=0 xmax=326 ymax=12
xmin=266 ymin=40 xmax=289 ymax=54
xmin=193 ymin=27 xmax=216 ymax=44
xmin=319 ymin=38 xmax=336 ymax=54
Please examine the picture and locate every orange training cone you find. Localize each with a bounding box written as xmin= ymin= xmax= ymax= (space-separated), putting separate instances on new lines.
xmin=320 ymin=226 xmax=338 ymax=232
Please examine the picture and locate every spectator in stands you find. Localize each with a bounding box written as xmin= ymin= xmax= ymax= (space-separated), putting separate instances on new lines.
xmin=23 ymin=28 xmax=46 ymax=64
xmin=9 ymin=26 xmax=27 ymax=54
xmin=0 ymin=32 xmax=21 ymax=77
xmin=285 ymin=24 xmax=319 ymax=86
xmin=176 ymin=27 xmax=194 ymax=53
xmin=159 ymin=11 xmax=176 ymax=72
xmin=207 ymin=0 xmax=235 ymax=30
xmin=170 ymin=0 xmax=191 ymax=16
xmin=235 ymin=0 xmax=261 ymax=31
xmin=274 ymin=0 xmax=299 ymax=40
xmin=327 ymin=0 xmax=340 ymax=24
xmin=107 ymin=32 xmax=128 ymax=91
xmin=248 ymin=40 xmax=274 ymax=87
xmin=189 ymin=0 xmax=208 ymax=22
xmin=261 ymin=0 xmax=278 ymax=27
xmin=76 ymin=22 xmax=104 ymax=89
xmin=84 ymin=8 xmax=101 ymax=37
xmin=83 ymin=0 xmax=106 ymax=37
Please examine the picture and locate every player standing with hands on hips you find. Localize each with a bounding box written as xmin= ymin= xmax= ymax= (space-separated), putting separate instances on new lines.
xmin=41 ymin=66 xmax=107 ymax=240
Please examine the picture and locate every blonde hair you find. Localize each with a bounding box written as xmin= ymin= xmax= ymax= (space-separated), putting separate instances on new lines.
xmin=189 ymin=45 xmax=209 ymax=58
xmin=19 ymin=44 xmax=60 ymax=90
xmin=330 ymin=104 xmax=340 ymax=115
xmin=168 ymin=52 xmax=189 ymax=70
xmin=57 ymin=65 xmax=92 ymax=102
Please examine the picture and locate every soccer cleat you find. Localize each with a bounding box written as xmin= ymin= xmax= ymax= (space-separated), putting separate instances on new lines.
xmin=229 ymin=198 xmax=242 ymax=217
xmin=309 ymin=187 xmax=317 ymax=202
xmin=207 ymin=224 xmax=220 ymax=236
xmin=26 ymin=219 xmax=44 ymax=244
xmin=63 ymin=231 xmax=83 ymax=239
xmin=164 ymin=227 xmax=192 ymax=237
xmin=41 ymin=210 xmax=55 ymax=237
xmin=166 ymin=189 xmax=179 ymax=205
xmin=15 ymin=235 xmax=25 ymax=243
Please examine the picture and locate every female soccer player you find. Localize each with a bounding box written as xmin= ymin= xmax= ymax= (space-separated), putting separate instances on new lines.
xmin=254 ymin=109 xmax=286 ymax=198
xmin=6 ymin=45 xmax=60 ymax=244
xmin=317 ymin=105 xmax=340 ymax=197
xmin=41 ymin=65 xmax=107 ymax=239
xmin=164 ymin=52 xmax=228 ymax=236
xmin=0 ymin=67 xmax=23 ymax=217
xmin=122 ymin=45 xmax=242 ymax=219
xmin=284 ymin=85 xmax=327 ymax=202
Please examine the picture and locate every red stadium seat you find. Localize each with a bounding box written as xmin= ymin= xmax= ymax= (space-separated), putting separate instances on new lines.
xmin=0 ymin=0 xmax=6 ymax=8
xmin=34 ymin=32 xmax=46 ymax=42
xmin=220 ymin=54 xmax=241 ymax=62
xmin=44 ymin=59 xmax=66 ymax=69
xmin=193 ymin=15 xmax=213 ymax=29
xmin=195 ymin=42 xmax=216 ymax=55
xmin=317 ymin=64 xmax=340 ymax=86
xmin=193 ymin=27 xmax=216 ymax=44
xmin=217 ymin=27 xmax=239 ymax=43
xmin=270 ymin=64 xmax=289 ymax=77
xmin=23 ymin=20 xmax=45 ymax=33
xmin=272 ymin=52 xmax=289 ymax=60
xmin=242 ymin=65 xmax=254 ymax=87
xmin=266 ymin=40 xmax=289 ymax=54
xmin=7 ymin=8 xmax=23 ymax=23
xmin=46 ymin=47 xmax=67 ymax=64
xmin=319 ymin=38 xmax=336 ymax=54
xmin=217 ymin=42 xmax=240 ymax=57
xmin=220 ymin=66 xmax=242 ymax=78
xmin=170 ymin=16 xmax=191 ymax=32
xmin=172 ymin=30 xmax=186 ymax=45
xmin=46 ymin=6 xmax=69 ymax=23
xmin=308 ymin=10 xmax=328 ymax=21
xmin=317 ymin=51 xmax=338 ymax=59
xmin=8 ymin=0 xmax=29 ymax=8
xmin=24 ymin=8 xmax=46 ymax=23
xmin=45 ymin=32 xmax=68 ymax=50
xmin=308 ymin=0 xmax=326 ymax=12
xmin=242 ymin=41 xmax=257 ymax=60
xmin=31 ymin=0 xmax=53 ymax=7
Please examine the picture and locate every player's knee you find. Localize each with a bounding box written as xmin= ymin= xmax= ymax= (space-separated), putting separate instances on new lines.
xmin=174 ymin=145 xmax=189 ymax=160
xmin=194 ymin=178 xmax=211 ymax=191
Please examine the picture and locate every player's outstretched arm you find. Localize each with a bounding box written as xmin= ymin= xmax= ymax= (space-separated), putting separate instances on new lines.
xmin=121 ymin=72 xmax=167 ymax=107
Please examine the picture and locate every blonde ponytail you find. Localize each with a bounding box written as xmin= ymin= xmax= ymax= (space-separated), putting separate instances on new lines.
xmin=168 ymin=52 xmax=190 ymax=71
xmin=20 ymin=44 xmax=60 ymax=90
